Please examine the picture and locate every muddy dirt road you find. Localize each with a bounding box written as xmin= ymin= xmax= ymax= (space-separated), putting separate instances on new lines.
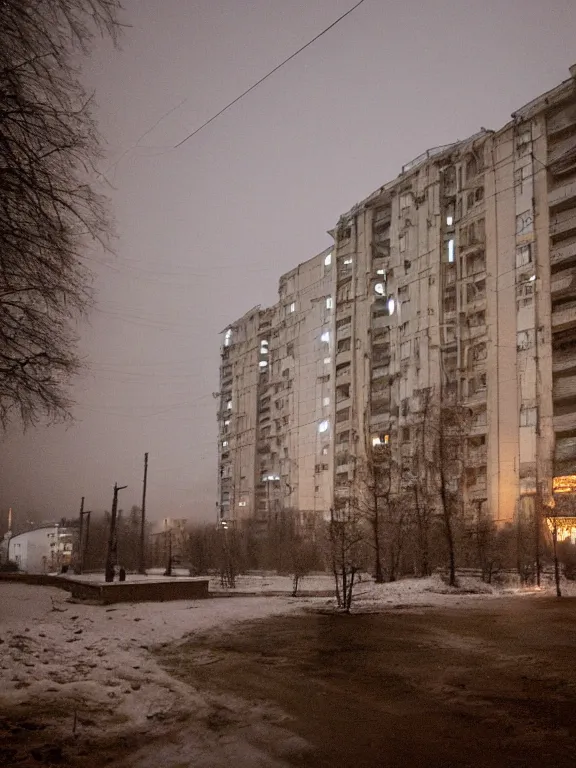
xmin=159 ymin=597 xmax=576 ymax=768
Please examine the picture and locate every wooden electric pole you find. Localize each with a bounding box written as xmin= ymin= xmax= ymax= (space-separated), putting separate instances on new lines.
xmin=105 ymin=483 xmax=127 ymax=582
xmin=138 ymin=452 xmax=149 ymax=574
xmin=76 ymin=496 xmax=85 ymax=574
xmin=83 ymin=510 xmax=91 ymax=572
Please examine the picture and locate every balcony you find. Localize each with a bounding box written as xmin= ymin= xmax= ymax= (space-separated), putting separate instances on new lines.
xmin=549 ymin=178 xmax=576 ymax=210
xmin=372 ymin=313 xmax=393 ymax=332
xmin=551 ymin=207 xmax=576 ymax=240
xmin=547 ymin=109 xmax=576 ymax=137
xmin=552 ymin=376 xmax=576 ymax=400
xmin=467 ymin=447 xmax=487 ymax=465
xmin=468 ymin=483 xmax=488 ymax=501
xmin=336 ymin=322 xmax=352 ymax=340
xmin=336 ymin=396 xmax=351 ymax=412
xmin=551 ymin=236 xmax=576 ymax=269
xmin=465 ymin=388 xmax=488 ymax=406
xmin=552 ymin=302 xmax=576 ymax=332
xmin=548 ymin=133 xmax=576 ymax=166
xmin=336 ymin=364 xmax=351 ymax=384
xmin=555 ymin=435 xmax=576 ymax=463
xmin=552 ymin=344 xmax=576 ymax=374
xmin=551 ymin=268 xmax=576 ymax=298
xmin=554 ymin=411 xmax=576 ymax=433
xmin=372 ymin=365 xmax=390 ymax=380
xmin=336 ymin=349 xmax=352 ymax=366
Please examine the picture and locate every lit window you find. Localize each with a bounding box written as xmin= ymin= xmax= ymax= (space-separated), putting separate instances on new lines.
xmin=222 ymin=441 xmax=229 ymax=448
xmin=324 ymin=252 xmax=332 ymax=267
xmin=323 ymin=357 xmax=331 ymax=365
xmin=372 ymin=435 xmax=382 ymax=447
xmin=326 ymin=297 xmax=333 ymax=309
xmin=376 ymin=269 xmax=386 ymax=275
xmin=387 ymin=297 xmax=396 ymax=315
xmin=289 ymin=302 xmax=296 ymax=313
xmin=259 ymin=360 xmax=268 ymax=369
xmin=318 ymin=420 xmax=329 ymax=433
xmin=224 ymin=419 xmax=230 ymax=426
xmin=447 ymin=215 xmax=454 ymax=226
xmin=321 ymin=331 xmax=330 ymax=343
xmin=227 ymin=400 xmax=232 ymax=410
xmin=323 ymin=397 xmax=330 ymax=406
xmin=224 ymin=328 xmax=232 ymax=347
xmin=529 ymin=274 xmax=536 ymax=282
xmin=447 ymin=239 xmax=455 ymax=263
xmin=374 ymin=282 xmax=385 ymax=295
xmin=343 ymin=257 xmax=353 ymax=265
xmin=238 ymin=501 xmax=247 ymax=507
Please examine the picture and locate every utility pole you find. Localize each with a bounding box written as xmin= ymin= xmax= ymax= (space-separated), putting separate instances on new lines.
xmin=83 ymin=510 xmax=91 ymax=572
xmin=164 ymin=527 xmax=172 ymax=577
xmin=105 ymin=483 xmax=127 ymax=583
xmin=77 ymin=496 xmax=85 ymax=574
xmin=138 ymin=452 xmax=148 ymax=574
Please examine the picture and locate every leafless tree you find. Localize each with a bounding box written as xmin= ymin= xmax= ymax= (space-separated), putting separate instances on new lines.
xmin=282 ymin=514 xmax=322 ymax=596
xmin=415 ymin=387 xmax=469 ymax=586
xmin=410 ymin=387 xmax=436 ymax=577
xmin=437 ymin=394 xmax=470 ymax=586
xmin=218 ymin=521 xmax=242 ymax=589
xmin=328 ymin=503 xmax=364 ymax=612
xmin=350 ymin=443 xmax=396 ymax=583
xmin=0 ymin=1 xmax=122 ymax=426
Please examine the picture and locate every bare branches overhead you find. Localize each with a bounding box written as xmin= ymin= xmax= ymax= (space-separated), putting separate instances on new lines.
xmin=0 ymin=0 xmax=122 ymax=426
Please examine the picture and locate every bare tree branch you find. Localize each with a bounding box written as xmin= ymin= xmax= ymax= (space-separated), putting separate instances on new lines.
xmin=0 ymin=1 xmax=123 ymax=427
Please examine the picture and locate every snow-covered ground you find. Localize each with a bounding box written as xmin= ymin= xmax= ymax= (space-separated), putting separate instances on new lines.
xmin=0 ymin=575 xmax=566 ymax=766
xmin=0 ymin=583 xmax=307 ymax=766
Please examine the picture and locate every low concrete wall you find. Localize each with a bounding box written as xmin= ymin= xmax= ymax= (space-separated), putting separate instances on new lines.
xmin=0 ymin=573 xmax=71 ymax=590
xmin=67 ymin=578 xmax=210 ymax=605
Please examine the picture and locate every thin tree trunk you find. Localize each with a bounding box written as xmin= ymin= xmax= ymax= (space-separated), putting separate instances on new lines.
xmin=552 ymin=523 xmax=562 ymax=598
xmin=372 ymin=506 xmax=384 ymax=583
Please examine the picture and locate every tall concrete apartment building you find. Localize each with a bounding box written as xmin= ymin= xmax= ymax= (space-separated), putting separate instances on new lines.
xmin=218 ymin=249 xmax=333 ymax=529
xmin=217 ymin=63 xmax=576 ymax=530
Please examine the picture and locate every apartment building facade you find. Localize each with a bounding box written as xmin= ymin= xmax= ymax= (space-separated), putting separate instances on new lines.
xmin=217 ymin=249 xmax=334 ymax=528
xmin=218 ymin=63 xmax=576 ymax=530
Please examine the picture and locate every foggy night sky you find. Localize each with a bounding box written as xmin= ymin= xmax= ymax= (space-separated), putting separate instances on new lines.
xmin=0 ymin=0 xmax=575 ymax=526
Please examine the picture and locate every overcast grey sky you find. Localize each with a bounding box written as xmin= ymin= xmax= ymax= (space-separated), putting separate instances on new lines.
xmin=1 ymin=0 xmax=575 ymax=526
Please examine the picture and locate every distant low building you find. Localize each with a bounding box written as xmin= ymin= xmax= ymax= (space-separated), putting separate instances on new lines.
xmin=7 ymin=524 xmax=75 ymax=573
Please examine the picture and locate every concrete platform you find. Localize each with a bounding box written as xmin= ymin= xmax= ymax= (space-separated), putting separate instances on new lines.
xmin=67 ymin=578 xmax=210 ymax=605
xmin=0 ymin=573 xmax=210 ymax=604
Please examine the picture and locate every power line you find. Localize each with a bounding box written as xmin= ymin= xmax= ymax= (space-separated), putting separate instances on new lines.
xmin=174 ymin=0 xmax=369 ymax=149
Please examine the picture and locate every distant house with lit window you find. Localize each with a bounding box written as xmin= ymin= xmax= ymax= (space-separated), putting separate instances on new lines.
xmin=7 ymin=524 xmax=75 ymax=573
